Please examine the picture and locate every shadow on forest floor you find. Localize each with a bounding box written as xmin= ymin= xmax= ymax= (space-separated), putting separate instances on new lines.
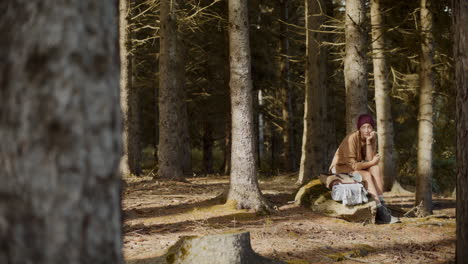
xmin=123 ymin=175 xmax=456 ymax=264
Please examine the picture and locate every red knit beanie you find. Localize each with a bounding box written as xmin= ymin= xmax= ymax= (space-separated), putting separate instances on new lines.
xmin=357 ymin=114 xmax=375 ymax=130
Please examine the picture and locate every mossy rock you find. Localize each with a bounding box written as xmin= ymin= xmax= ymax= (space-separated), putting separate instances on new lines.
xmin=294 ymin=179 xmax=329 ymax=207
xmin=295 ymin=179 xmax=377 ymax=223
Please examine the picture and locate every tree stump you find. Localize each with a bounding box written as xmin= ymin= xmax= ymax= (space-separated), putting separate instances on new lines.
xmin=295 ymin=179 xmax=377 ymax=223
xmin=129 ymin=232 xmax=285 ymax=264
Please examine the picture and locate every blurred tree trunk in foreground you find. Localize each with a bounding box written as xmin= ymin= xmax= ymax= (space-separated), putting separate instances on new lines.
xmin=0 ymin=1 xmax=123 ymax=263
xmin=453 ymin=0 xmax=468 ymax=261
xmin=416 ymin=0 xmax=434 ymax=216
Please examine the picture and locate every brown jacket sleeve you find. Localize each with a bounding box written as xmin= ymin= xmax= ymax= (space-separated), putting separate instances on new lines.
xmin=348 ymin=134 xmax=377 ymax=171
xmin=346 ymin=133 xmax=363 ymax=171
xmin=330 ymin=131 xmax=372 ymax=173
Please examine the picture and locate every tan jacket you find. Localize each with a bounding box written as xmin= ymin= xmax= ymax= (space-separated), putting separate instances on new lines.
xmin=329 ymin=130 xmax=377 ymax=173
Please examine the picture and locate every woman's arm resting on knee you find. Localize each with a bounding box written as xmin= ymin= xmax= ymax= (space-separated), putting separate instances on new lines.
xmin=350 ymin=154 xmax=380 ymax=170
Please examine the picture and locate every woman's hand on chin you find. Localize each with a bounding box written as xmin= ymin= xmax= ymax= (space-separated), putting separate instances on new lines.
xmin=365 ymin=131 xmax=376 ymax=144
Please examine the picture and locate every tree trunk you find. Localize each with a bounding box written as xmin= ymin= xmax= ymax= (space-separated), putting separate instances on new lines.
xmin=415 ymin=0 xmax=434 ymax=216
xmin=279 ymin=0 xmax=296 ymax=172
xmin=344 ymin=0 xmax=368 ymax=134
xmin=120 ymin=0 xmax=142 ymax=177
xmin=203 ymin=119 xmax=214 ymax=175
xmin=153 ymin=59 xmax=160 ymax=163
xmin=298 ymin=0 xmax=327 ymax=185
xmin=221 ymin=24 xmax=232 ymax=176
xmin=222 ymin=112 xmax=232 ymax=176
xmin=370 ymin=0 xmax=396 ymax=191
xmin=227 ymin=0 xmax=270 ymax=211
xmin=181 ymin=89 xmax=192 ymax=177
xmin=270 ymin=126 xmax=279 ymax=176
xmin=131 ymin=232 xmax=285 ymax=264
xmin=324 ymin=0 xmax=337 ymax=169
xmin=258 ymin=89 xmax=265 ymax=163
xmin=158 ymin=0 xmax=188 ymax=181
xmin=0 ymin=1 xmax=123 ymax=263
xmin=453 ymin=0 xmax=468 ymax=260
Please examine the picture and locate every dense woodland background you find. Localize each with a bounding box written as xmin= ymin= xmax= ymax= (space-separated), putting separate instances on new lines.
xmin=122 ymin=0 xmax=455 ymax=192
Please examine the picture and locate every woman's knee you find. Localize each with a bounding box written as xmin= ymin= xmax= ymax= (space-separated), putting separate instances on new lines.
xmin=357 ymin=170 xmax=371 ymax=180
xmin=369 ymin=165 xmax=382 ymax=178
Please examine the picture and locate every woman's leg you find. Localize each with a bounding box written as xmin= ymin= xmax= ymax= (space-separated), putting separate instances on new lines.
xmin=355 ymin=170 xmax=380 ymax=202
xmin=368 ymin=165 xmax=384 ymax=195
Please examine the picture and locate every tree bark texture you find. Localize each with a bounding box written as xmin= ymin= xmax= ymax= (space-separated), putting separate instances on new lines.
xmin=298 ymin=0 xmax=328 ymax=185
xmin=158 ymin=0 xmax=189 ymax=180
xmin=0 ymin=1 xmax=123 ymax=263
xmin=370 ymin=0 xmax=396 ymax=191
xmin=415 ymin=0 xmax=434 ymax=215
xmin=324 ymin=0 xmax=337 ymax=168
xmin=120 ymin=0 xmax=142 ymax=176
xmin=279 ymin=0 xmax=296 ymax=172
xmin=227 ymin=0 xmax=269 ymax=211
xmin=453 ymin=0 xmax=468 ymax=261
xmin=344 ymin=0 xmax=368 ymax=134
xmin=131 ymin=232 xmax=285 ymax=264
xmin=222 ymin=111 xmax=232 ymax=176
xmin=181 ymin=84 xmax=193 ymax=177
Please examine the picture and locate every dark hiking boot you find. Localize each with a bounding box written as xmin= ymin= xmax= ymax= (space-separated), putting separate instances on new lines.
xmin=376 ymin=205 xmax=400 ymax=224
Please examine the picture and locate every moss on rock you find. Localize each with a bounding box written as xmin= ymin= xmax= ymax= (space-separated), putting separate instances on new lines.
xmin=294 ymin=179 xmax=329 ymax=207
xmin=295 ymin=179 xmax=377 ymax=223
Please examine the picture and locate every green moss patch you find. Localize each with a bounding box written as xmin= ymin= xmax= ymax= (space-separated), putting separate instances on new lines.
xmin=294 ymin=179 xmax=329 ymax=207
xmin=327 ymin=244 xmax=376 ymax=261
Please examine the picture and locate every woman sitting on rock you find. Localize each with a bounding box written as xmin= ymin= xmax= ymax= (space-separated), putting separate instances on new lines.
xmin=329 ymin=114 xmax=399 ymax=224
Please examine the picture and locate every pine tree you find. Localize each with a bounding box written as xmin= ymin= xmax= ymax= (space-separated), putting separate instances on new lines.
xmin=416 ymin=0 xmax=434 ymax=216
xmin=227 ymin=0 xmax=270 ymax=211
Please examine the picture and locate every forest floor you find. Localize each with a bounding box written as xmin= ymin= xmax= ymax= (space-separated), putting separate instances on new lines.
xmin=122 ymin=174 xmax=455 ymax=264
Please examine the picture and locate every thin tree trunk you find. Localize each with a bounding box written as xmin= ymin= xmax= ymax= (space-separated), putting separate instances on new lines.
xmin=203 ymin=119 xmax=214 ymax=175
xmin=221 ymin=23 xmax=232 ymax=176
xmin=153 ymin=59 xmax=159 ymax=163
xmin=120 ymin=0 xmax=142 ymax=177
xmin=119 ymin=0 xmax=131 ymax=176
xmin=222 ymin=110 xmax=232 ymax=175
xmin=298 ymin=0 xmax=327 ymax=185
xmin=454 ymin=0 xmax=468 ymax=260
xmin=324 ymin=0 xmax=337 ymax=168
xmin=177 ymin=21 xmax=192 ymax=177
xmin=271 ymin=126 xmax=279 ymax=176
xmin=158 ymin=0 xmax=187 ymax=181
xmin=0 ymin=1 xmax=123 ymax=263
xmin=415 ymin=0 xmax=434 ymax=216
xmin=129 ymin=20 xmax=142 ymax=176
xmin=227 ymin=0 xmax=270 ymax=211
xmin=279 ymin=0 xmax=296 ymax=172
xmin=258 ymin=89 xmax=265 ymax=162
xmin=370 ymin=0 xmax=396 ymax=191
xmin=344 ymin=0 xmax=368 ymax=133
